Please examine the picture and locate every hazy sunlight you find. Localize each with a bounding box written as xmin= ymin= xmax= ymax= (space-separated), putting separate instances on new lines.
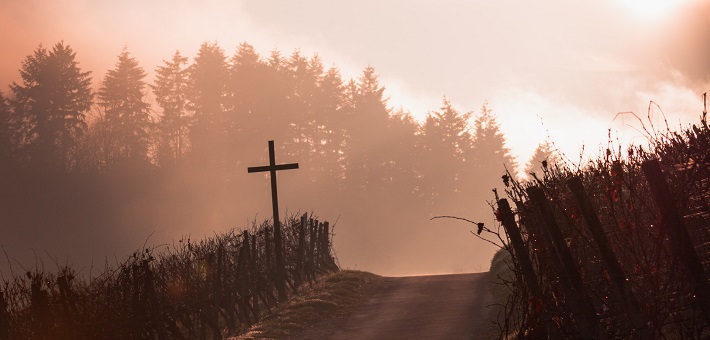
xmin=617 ymin=0 xmax=697 ymax=21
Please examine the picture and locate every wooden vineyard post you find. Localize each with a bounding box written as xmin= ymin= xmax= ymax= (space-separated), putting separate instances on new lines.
xmin=240 ymin=238 xmax=252 ymax=321
xmin=567 ymin=177 xmax=650 ymax=337
xmin=235 ymin=238 xmax=252 ymax=326
xmin=315 ymin=222 xmax=323 ymax=267
xmin=247 ymin=231 xmax=261 ymax=322
xmin=142 ymin=260 xmax=166 ymax=339
xmin=296 ymin=213 xmax=307 ymax=286
xmin=56 ymin=275 xmax=79 ymax=336
xmin=321 ymin=222 xmax=330 ymax=267
xmin=311 ymin=219 xmax=319 ymax=269
xmin=248 ymin=140 xmax=299 ymax=303
xmin=306 ymin=218 xmax=317 ymax=282
xmin=642 ymin=159 xmax=710 ymax=323
xmin=264 ymin=227 xmax=272 ymax=276
xmin=0 ymin=292 xmax=8 ymax=340
xmin=527 ymin=186 xmax=607 ymax=340
xmin=498 ymin=199 xmax=541 ymax=299
xmin=240 ymin=231 xmax=258 ymax=323
xmin=30 ymin=276 xmax=50 ymax=339
xmin=205 ymin=252 xmax=219 ymax=339
xmin=498 ymin=198 xmax=559 ymax=337
xmin=215 ymin=246 xmax=224 ymax=339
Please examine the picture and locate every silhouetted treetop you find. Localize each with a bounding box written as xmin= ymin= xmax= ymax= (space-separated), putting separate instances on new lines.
xmin=188 ymin=42 xmax=230 ymax=167
xmin=97 ymin=48 xmax=151 ymax=167
xmin=470 ymin=102 xmax=518 ymax=183
xmin=0 ymin=91 xmax=13 ymax=166
xmin=525 ymin=141 xmax=561 ymax=178
xmin=419 ymin=98 xmax=474 ymax=211
xmin=9 ymin=42 xmax=92 ymax=170
xmin=152 ymin=50 xmax=190 ymax=166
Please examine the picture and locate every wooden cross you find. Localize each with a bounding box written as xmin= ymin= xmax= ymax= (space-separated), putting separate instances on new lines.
xmin=248 ymin=140 xmax=298 ymax=302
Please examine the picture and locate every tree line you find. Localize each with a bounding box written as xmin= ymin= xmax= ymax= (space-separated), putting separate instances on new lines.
xmin=0 ymin=41 xmax=556 ymax=273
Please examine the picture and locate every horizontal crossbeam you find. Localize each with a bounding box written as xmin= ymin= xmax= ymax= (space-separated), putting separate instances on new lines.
xmin=247 ymin=163 xmax=299 ymax=173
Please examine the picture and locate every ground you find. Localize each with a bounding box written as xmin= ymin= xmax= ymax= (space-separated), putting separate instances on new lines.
xmin=285 ymin=272 xmax=494 ymax=340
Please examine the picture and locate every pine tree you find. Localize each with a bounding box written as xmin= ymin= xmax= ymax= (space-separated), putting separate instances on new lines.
xmin=343 ymin=66 xmax=392 ymax=191
xmin=385 ymin=108 xmax=421 ymax=206
xmin=308 ymin=66 xmax=347 ymax=185
xmin=0 ymin=91 xmax=14 ymax=166
xmin=286 ymin=50 xmax=315 ymax=141
xmin=10 ymin=42 xmax=93 ymax=170
xmin=97 ymin=49 xmax=151 ymax=167
xmin=419 ymin=98 xmax=473 ymax=210
xmin=228 ymin=42 xmax=263 ymax=121
xmin=188 ymin=42 xmax=230 ymax=167
xmin=152 ymin=50 xmax=190 ymax=166
xmin=228 ymin=42 xmax=267 ymax=165
xmin=285 ymin=52 xmax=323 ymax=181
xmin=228 ymin=43 xmax=300 ymax=173
xmin=524 ymin=141 xmax=561 ymax=179
xmin=470 ymin=103 xmax=517 ymax=192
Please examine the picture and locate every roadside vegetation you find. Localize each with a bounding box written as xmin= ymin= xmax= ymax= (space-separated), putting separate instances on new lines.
xmin=0 ymin=214 xmax=339 ymax=339
xmin=480 ymin=116 xmax=710 ymax=338
xmin=234 ymin=270 xmax=381 ymax=339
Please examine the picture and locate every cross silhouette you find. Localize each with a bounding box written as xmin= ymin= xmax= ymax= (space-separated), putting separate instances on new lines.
xmin=248 ymin=140 xmax=298 ymax=302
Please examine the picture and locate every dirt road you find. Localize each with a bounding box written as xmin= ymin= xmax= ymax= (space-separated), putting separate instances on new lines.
xmin=288 ymin=272 xmax=493 ymax=340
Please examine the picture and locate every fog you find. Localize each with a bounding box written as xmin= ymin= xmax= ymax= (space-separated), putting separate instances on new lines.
xmin=0 ymin=0 xmax=708 ymax=277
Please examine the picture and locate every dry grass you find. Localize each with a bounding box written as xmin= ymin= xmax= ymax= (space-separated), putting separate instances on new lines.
xmin=0 ymin=213 xmax=340 ymax=339
xmin=232 ymin=270 xmax=381 ymax=339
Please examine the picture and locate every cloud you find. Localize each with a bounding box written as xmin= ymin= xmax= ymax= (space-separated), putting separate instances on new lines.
xmin=663 ymin=1 xmax=710 ymax=86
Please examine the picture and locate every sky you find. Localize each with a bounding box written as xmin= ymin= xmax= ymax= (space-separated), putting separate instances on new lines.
xmin=1 ymin=0 xmax=708 ymax=166
xmin=1 ymin=0 xmax=709 ymax=275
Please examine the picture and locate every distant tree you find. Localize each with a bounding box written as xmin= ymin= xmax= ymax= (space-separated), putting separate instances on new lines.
xmin=469 ymin=103 xmax=517 ymax=190
xmin=97 ymin=49 xmax=152 ymax=167
xmin=419 ymin=98 xmax=473 ymax=210
xmin=228 ymin=44 xmax=307 ymax=174
xmin=188 ymin=42 xmax=230 ymax=167
xmin=285 ymin=50 xmax=317 ymax=158
xmin=74 ymin=115 xmax=110 ymax=171
xmin=10 ymin=42 xmax=93 ymax=170
xmin=152 ymin=50 xmax=190 ymax=166
xmin=229 ymin=43 xmax=263 ymax=126
xmin=283 ymin=52 xmax=336 ymax=184
xmin=228 ymin=42 xmax=264 ymax=116
xmin=384 ymin=108 xmax=421 ymax=205
xmin=524 ymin=141 xmax=562 ymax=179
xmin=342 ymin=66 xmax=392 ymax=192
xmin=307 ymin=65 xmax=348 ymax=185
xmin=228 ymin=42 xmax=270 ymax=166
xmin=0 ymin=91 xmax=15 ymax=166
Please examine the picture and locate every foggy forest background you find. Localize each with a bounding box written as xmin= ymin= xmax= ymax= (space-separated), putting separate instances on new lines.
xmin=0 ymin=41 xmax=556 ymax=275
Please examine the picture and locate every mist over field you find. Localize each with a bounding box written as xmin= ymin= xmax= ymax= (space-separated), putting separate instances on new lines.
xmin=0 ymin=0 xmax=708 ymax=277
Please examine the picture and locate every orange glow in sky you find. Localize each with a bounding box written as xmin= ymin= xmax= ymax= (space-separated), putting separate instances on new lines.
xmin=617 ymin=0 xmax=697 ymax=21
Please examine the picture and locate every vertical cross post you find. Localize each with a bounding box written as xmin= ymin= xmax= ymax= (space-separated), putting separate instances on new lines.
xmin=248 ymin=140 xmax=299 ymax=303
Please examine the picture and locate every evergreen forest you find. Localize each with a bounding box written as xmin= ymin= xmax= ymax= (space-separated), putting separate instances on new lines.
xmin=0 ymin=41 xmax=547 ymax=275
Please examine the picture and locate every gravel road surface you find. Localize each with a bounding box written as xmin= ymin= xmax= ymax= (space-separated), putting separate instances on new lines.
xmin=288 ymin=272 xmax=493 ymax=340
